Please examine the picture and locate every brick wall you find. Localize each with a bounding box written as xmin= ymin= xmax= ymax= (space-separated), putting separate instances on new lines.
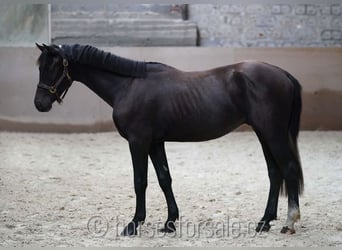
xmin=188 ymin=4 xmax=342 ymax=47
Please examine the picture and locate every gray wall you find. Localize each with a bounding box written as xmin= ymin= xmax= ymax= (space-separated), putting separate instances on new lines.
xmin=0 ymin=47 xmax=341 ymax=132
xmin=1 ymin=3 xmax=340 ymax=48
xmin=49 ymin=3 xmax=342 ymax=47
xmin=51 ymin=4 xmax=196 ymax=46
xmin=189 ymin=3 xmax=342 ymax=47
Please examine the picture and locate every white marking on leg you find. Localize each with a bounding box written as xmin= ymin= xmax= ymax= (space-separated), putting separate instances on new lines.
xmin=163 ymin=165 xmax=168 ymax=172
xmin=285 ymin=204 xmax=300 ymax=232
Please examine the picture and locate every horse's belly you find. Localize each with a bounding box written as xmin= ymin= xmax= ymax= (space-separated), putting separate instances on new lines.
xmin=162 ymin=114 xmax=244 ymax=142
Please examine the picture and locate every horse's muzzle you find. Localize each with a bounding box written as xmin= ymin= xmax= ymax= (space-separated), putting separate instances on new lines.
xmin=34 ymin=98 xmax=52 ymax=112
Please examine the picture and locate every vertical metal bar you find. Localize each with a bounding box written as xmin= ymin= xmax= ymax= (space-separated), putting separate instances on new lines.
xmin=48 ymin=3 xmax=51 ymax=43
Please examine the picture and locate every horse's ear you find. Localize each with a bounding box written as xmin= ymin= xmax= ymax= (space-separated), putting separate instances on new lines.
xmin=42 ymin=43 xmax=51 ymax=51
xmin=42 ymin=43 xmax=61 ymax=55
xmin=35 ymin=43 xmax=45 ymax=52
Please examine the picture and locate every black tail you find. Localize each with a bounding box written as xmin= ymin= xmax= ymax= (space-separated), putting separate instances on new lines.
xmin=286 ymin=72 xmax=302 ymax=141
xmin=282 ymin=71 xmax=304 ymax=195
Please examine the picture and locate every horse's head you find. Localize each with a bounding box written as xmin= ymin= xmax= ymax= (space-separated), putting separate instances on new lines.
xmin=34 ymin=43 xmax=73 ymax=112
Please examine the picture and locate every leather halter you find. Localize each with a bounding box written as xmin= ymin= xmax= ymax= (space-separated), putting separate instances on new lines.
xmin=37 ymin=58 xmax=73 ymax=104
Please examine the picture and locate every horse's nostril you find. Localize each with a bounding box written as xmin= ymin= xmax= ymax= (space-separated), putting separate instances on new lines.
xmin=35 ymin=99 xmax=46 ymax=111
xmin=34 ymin=100 xmax=42 ymax=109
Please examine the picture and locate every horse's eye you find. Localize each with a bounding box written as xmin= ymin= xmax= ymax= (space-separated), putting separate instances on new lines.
xmin=53 ymin=57 xmax=60 ymax=64
xmin=48 ymin=58 xmax=59 ymax=70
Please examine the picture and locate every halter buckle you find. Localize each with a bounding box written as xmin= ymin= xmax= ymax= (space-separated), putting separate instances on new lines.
xmin=49 ymin=87 xmax=57 ymax=94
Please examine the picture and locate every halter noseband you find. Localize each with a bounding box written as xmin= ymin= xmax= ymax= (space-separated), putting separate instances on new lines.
xmin=37 ymin=58 xmax=73 ymax=104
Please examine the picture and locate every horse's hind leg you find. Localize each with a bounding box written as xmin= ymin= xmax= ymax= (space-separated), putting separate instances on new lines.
xmin=149 ymin=142 xmax=179 ymax=233
xmin=256 ymin=130 xmax=302 ymax=234
xmin=255 ymin=131 xmax=283 ymax=232
xmin=280 ymin=143 xmax=302 ymax=234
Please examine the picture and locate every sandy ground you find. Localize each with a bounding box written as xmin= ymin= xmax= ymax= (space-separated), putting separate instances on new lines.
xmin=0 ymin=131 xmax=341 ymax=247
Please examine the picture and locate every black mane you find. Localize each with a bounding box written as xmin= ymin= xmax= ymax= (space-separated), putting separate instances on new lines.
xmin=62 ymin=44 xmax=147 ymax=78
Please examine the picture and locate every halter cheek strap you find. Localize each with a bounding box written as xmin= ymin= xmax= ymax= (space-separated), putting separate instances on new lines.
xmin=37 ymin=58 xmax=73 ymax=104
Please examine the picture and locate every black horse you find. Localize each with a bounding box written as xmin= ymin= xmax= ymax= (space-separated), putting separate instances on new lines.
xmin=34 ymin=43 xmax=304 ymax=236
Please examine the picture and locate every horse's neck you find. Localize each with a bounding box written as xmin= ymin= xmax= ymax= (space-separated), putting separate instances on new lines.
xmin=70 ymin=63 xmax=130 ymax=107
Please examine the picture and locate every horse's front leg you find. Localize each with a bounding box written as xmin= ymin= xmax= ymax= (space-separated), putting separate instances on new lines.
xmin=149 ymin=142 xmax=179 ymax=233
xmin=121 ymin=140 xmax=149 ymax=236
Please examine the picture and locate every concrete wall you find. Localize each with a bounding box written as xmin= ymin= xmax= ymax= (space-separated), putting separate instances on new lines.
xmin=51 ymin=4 xmax=197 ymax=46
xmin=0 ymin=47 xmax=341 ymax=132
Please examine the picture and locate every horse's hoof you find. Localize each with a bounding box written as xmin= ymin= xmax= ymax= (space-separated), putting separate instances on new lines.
xmin=256 ymin=222 xmax=271 ymax=232
xmin=159 ymin=227 xmax=176 ymax=233
xmin=121 ymin=223 xmax=138 ymax=236
xmin=121 ymin=228 xmax=137 ymax=236
xmin=280 ymin=226 xmax=296 ymax=234
xmin=159 ymin=222 xmax=176 ymax=233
